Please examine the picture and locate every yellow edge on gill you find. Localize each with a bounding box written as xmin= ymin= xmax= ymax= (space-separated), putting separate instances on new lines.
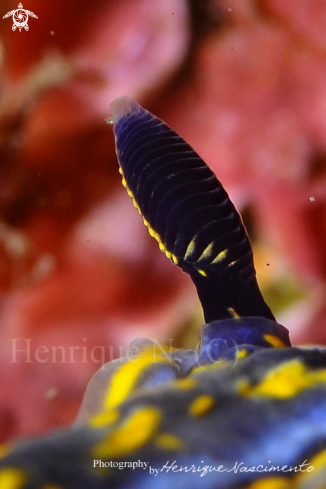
xmin=120 ymin=168 xmax=178 ymax=265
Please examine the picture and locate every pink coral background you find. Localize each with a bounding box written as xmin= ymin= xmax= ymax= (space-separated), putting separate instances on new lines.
xmin=0 ymin=0 xmax=326 ymax=441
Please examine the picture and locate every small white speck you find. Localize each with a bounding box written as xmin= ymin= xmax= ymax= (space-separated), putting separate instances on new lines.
xmin=44 ymin=387 xmax=59 ymax=400
xmin=228 ymin=8 xmax=232 ymax=11
xmin=310 ymin=196 xmax=315 ymax=202
xmin=105 ymin=116 xmax=114 ymax=125
xmin=50 ymin=31 xmax=55 ymax=35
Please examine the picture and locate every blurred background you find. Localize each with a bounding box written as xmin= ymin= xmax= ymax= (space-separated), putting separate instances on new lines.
xmin=0 ymin=0 xmax=326 ymax=442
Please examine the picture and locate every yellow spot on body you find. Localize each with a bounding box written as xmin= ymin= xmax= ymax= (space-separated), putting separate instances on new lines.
xmin=89 ymin=410 xmax=119 ymax=429
xmin=172 ymin=255 xmax=179 ymax=265
xmin=240 ymin=360 xmax=326 ymax=399
xmin=0 ymin=468 xmax=26 ymax=489
xmin=184 ymin=239 xmax=196 ymax=260
xmin=93 ymin=407 xmax=161 ymax=458
xmin=236 ymin=349 xmax=248 ymax=360
xmin=105 ymin=350 xmax=175 ymax=410
xmin=308 ymin=447 xmax=326 ymax=471
xmin=191 ymin=361 xmax=228 ymax=375
xmin=189 ymin=395 xmax=215 ymax=417
xmin=245 ymin=477 xmax=292 ymax=489
xmin=155 ymin=433 xmax=183 ymax=450
xmin=191 ymin=365 xmax=209 ymax=374
xmin=198 ymin=269 xmax=207 ymax=277
xmin=264 ymin=334 xmax=287 ymax=348
xmin=227 ymin=260 xmax=238 ymax=267
xmin=228 ymin=307 xmax=240 ymax=318
xmin=198 ymin=241 xmax=214 ymax=261
xmin=211 ymin=249 xmax=228 ymax=264
xmin=173 ymin=377 xmax=197 ymax=390
xmin=294 ymin=447 xmax=323 ymax=483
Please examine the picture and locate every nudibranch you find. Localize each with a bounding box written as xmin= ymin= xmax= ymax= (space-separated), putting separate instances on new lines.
xmin=1 ymin=97 xmax=326 ymax=489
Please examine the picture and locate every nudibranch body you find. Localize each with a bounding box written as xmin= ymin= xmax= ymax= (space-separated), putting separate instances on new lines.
xmin=1 ymin=97 xmax=326 ymax=489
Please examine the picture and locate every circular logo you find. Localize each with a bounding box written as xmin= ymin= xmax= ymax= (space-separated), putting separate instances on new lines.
xmin=3 ymin=3 xmax=38 ymax=32
xmin=13 ymin=9 xmax=28 ymax=30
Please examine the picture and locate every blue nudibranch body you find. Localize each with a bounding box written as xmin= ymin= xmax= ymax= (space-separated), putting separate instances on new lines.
xmin=1 ymin=97 xmax=326 ymax=489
